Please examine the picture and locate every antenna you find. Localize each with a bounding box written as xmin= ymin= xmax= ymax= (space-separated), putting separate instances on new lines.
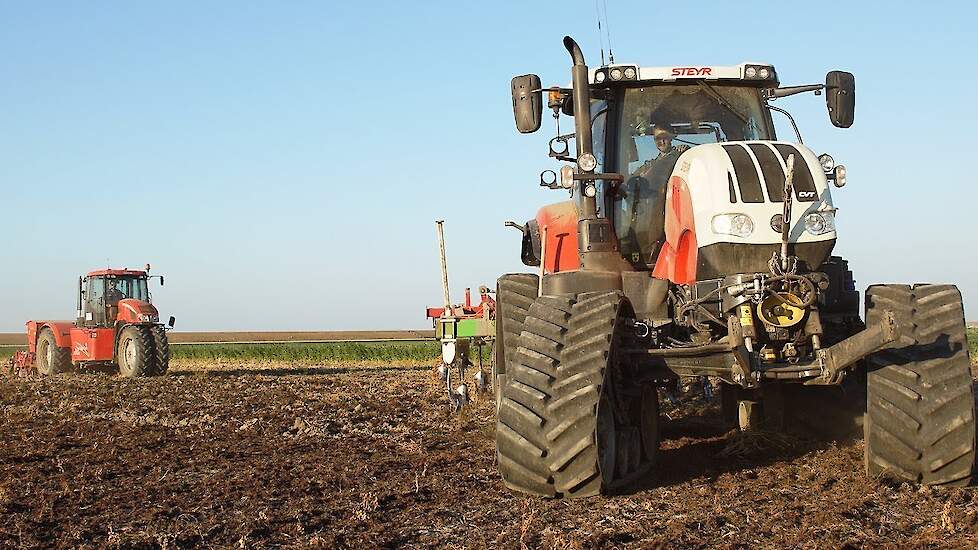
xmin=595 ymin=0 xmax=606 ymax=66
xmin=602 ymin=0 xmax=615 ymax=64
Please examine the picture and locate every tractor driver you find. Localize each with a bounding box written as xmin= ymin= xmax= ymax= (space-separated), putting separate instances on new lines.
xmin=105 ymin=279 xmax=126 ymax=304
xmin=645 ymin=123 xmax=690 ymax=180
xmin=620 ymin=124 xmax=692 ymax=264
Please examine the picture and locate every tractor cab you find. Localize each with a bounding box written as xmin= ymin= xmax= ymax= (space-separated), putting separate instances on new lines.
xmin=77 ymin=267 xmax=162 ymax=328
xmin=512 ymin=57 xmax=853 ymax=281
xmin=597 ymin=69 xmax=779 ymax=268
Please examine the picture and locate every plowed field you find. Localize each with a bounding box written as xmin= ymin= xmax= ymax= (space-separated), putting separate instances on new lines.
xmin=2 ymin=361 xmax=977 ymax=549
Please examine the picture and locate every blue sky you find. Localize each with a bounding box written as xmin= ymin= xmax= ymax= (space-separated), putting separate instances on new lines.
xmin=1 ymin=1 xmax=976 ymax=332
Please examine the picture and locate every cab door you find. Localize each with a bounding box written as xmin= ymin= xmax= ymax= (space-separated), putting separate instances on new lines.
xmin=84 ymin=277 xmax=107 ymax=327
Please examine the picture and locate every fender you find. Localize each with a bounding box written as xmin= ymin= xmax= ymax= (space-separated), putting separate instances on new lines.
xmin=652 ymin=175 xmax=698 ymax=284
xmin=25 ymin=320 xmax=74 ymax=353
xmin=536 ymin=200 xmax=581 ymax=274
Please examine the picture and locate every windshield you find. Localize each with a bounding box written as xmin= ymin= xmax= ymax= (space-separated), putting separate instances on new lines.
xmin=103 ymin=276 xmax=149 ymax=304
xmin=613 ymin=84 xmax=771 ymax=266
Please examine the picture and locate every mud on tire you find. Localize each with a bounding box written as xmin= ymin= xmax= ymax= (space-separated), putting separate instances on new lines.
xmin=494 ymin=274 xmax=539 ymax=412
xmin=864 ymin=284 xmax=975 ymax=486
xmin=35 ymin=328 xmax=71 ymax=376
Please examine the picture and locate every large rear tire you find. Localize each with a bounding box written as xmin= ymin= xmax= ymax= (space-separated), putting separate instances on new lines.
xmin=864 ymin=284 xmax=975 ymax=486
xmin=150 ymin=326 xmax=170 ymax=375
xmin=117 ymin=326 xmax=154 ymax=378
xmin=494 ymin=274 xmax=539 ymax=413
xmin=495 ymin=291 xmax=660 ymax=498
xmin=35 ymin=328 xmax=71 ymax=376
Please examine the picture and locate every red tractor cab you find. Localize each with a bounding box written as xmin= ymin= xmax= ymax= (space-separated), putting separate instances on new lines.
xmin=13 ymin=265 xmax=174 ymax=377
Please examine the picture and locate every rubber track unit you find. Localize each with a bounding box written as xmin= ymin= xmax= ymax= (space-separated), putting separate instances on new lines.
xmin=864 ymin=284 xmax=975 ymax=486
xmin=150 ymin=326 xmax=170 ymax=376
xmin=496 ymin=295 xmax=574 ymax=497
xmin=548 ymin=291 xmax=626 ymax=497
xmin=118 ymin=326 xmax=155 ymax=378
xmin=36 ymin=328 xmax=71 ymax=376
xmin=496 ymin=291 xmax=653 ymax=498
xmin=495 ymin=274 xmax=540 ymax=378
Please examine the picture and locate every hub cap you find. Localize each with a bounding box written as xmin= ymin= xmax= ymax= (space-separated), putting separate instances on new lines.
xmin=124 ymin=338 xmax=136 ymax=368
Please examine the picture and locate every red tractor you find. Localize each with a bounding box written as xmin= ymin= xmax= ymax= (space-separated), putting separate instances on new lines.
xmin=11 ymin=265 xmax=175 ymax=377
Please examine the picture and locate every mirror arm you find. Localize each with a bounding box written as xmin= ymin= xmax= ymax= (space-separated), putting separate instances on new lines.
xmin=767 ymin=84 xmax=825 ymax=99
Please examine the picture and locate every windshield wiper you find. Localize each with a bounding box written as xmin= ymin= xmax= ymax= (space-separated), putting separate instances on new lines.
xmin=696 ymin=80 xmax=749 ymax=125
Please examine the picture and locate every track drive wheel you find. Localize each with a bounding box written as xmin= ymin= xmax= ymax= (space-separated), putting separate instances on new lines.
xmin=35 ymin=328 xmax=71 ymax=376
xmin=864 ymin=284 xmax=975 ymax=486
xmin=495 ymin=291 xmax=659 ymax=498
xmin=494 ymin=273 xmax=539 ymax=413
xmin=117 ymin=326 xmax=154 ymax=378
xmin=150 ymin=326 xmax=170 ymax=375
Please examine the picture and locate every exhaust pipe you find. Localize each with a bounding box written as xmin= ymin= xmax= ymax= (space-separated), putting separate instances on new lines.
xmin=563 ymin=36 xmax=595 ymax=220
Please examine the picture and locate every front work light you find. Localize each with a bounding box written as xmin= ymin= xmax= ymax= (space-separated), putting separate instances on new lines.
xmin=577 ymin=152 xmax=597 ymax=172
xmin=818 ymin=153 xmax=835 ymax=173
xmin=833 ymin=165 xmax=847 ymax=187
xmin=560 ymin=165 xmax=574 ymax=189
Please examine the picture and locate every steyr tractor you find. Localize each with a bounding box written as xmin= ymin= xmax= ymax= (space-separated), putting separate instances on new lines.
xmin=11 ymin=265 xmax=175 ymax=378
xmin=494 ymin=36 xmax=975 ymax=498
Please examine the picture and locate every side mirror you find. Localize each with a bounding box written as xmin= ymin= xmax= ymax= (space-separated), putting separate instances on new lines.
xmin=511 ymin=74 xmax=542 ymax=133
xmin=825 ymin=71 xmax=855 ymax=128
xmin=168 ymin=316 xmax=176 ymax=328
xmin=160 ymin=276 xmax=164 ymax=286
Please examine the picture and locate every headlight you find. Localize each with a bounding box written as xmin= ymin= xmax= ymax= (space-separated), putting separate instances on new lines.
xmin=805 ymin=212 xmax=836 ymax=235
xmin=138 ymin=313 xmax=158 ymax=323
xmin=833 ymin=165 xmax=847 ymax=187
xmin=712 ymin=213 xmax=754 ymax=237
xmin=758 ymin=67 xmax=770 ymax=79
xmin=610 ymin=68 xmax=623 ymax=81
xmin=595 ymin=71 xmax=606 ymax=83
xmin=745 ymin=67 xmax=757 ymax=78
xmin=623 ymin=67 xmax=637 ymax=79
xmin=818 ymin=153 xmax=835 ymax=172
xmin=583 ymin=183 xmax=597 ymax=198
xmin=577 ymin=152 xmax=597 ymax=172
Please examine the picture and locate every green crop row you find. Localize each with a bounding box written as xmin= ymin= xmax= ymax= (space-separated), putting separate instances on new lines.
xmin=0 ymin=340 xmax=493 ymax=365
xmin=171 ymin=341 xmax=443 ymax=364
xmin=2 ymin=331 xmax=975 ymax=365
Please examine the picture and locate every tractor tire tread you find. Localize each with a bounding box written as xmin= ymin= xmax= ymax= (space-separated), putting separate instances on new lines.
xmin=864 ymin=283 xmax=975 ymax=486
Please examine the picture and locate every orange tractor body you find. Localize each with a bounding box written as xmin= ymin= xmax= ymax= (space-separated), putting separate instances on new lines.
xmin=11 ymin=266 xmax=174 ymax=377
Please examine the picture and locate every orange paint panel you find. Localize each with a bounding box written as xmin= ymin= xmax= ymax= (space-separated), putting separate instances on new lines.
xmin=536 ymin=201 xmax=580 ymax=274
xmin=69 ymin=327 xmax=116 ymax=362
xmin=652 ymin=175 xmax=698 ymax=284
xmin=116 ymin=299 xmax=158 ymax=323
xmin=25 ymin=321 xmax=74 ymax=353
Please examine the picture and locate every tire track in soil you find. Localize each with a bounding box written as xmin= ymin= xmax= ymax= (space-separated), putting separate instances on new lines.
xmin=1 ymin=363 xmax=976 ymax=549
